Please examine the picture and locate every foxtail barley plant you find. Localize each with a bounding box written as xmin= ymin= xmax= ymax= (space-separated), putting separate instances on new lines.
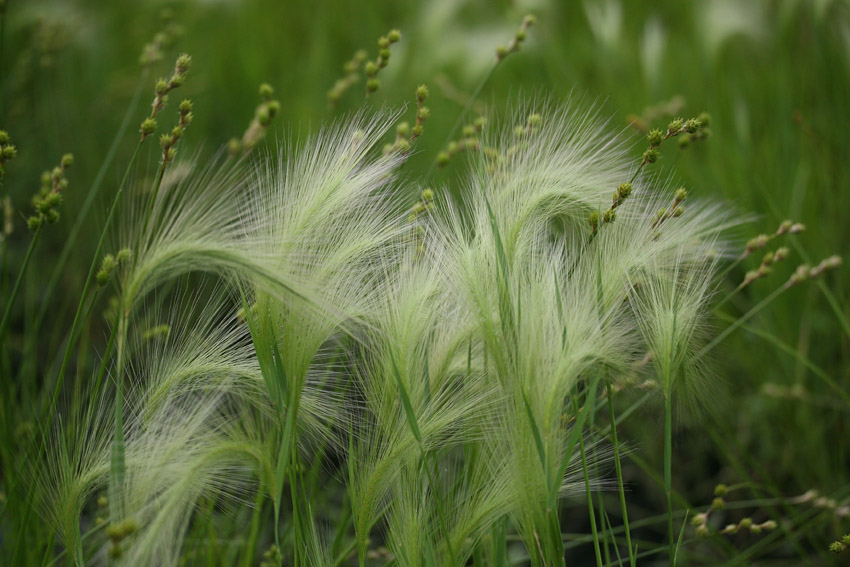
xmin=0 ymin=9 xmax=844 ymax=567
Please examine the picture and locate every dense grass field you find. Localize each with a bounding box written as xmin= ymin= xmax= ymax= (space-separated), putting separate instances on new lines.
xmin=1 ymin=1 xmax=848 ymax=566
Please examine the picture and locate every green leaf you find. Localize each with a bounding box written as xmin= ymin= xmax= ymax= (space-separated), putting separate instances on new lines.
xmin=390 ymin=351 xmax=422 ymax=444
xmin=550 ymin=373 xmax=600 ymax=508
xmin=521 ymin=389 xmax=550 ymax=493
xmin=674 ymin=510 xmax=689 ymax=566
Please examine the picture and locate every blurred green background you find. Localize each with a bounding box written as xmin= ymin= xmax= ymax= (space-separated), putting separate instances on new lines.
xmin=1 ymin=0 xmax=848 ymax=562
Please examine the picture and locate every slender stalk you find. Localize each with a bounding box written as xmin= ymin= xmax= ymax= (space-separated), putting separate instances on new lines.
xmin=697 ymin=285 xmax=787 ymax=361
xmin=425 ymin=63 xmax=498 ymax=178
xmin=606 ymin=384 xmax=635 ymax=567
xmin=715 ymin=284 xmax=744 ymax=309
xmin=288 ymin=407 xmax=301 ymax=567
xmin=0 ymin=225 xmax=42 ymax=340
xmin=664 ymin=392 xmax=674 ymax=567
xmin=711 ymin=255 xmax=746 ymax=288
xmin=242 ymin=485 xmax=266 ymax=567
xmin=579 ymin=429 xmax=604 ymax=567
xmin=89 ymin=305 xmax=121 ymax=416
xmin=109 ymin=304 xmax=128 ymax=522
xmin=139 ymin=162 xmax=168 ymax=246
xmin=106 ymin=141 xmax=161 ymax=526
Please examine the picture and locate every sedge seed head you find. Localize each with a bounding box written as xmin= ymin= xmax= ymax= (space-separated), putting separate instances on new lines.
xmin=647 ymin=129 xmax=664 ymax=146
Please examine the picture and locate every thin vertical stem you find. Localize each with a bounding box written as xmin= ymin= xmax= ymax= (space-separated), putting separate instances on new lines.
xmin=0 ymin=225 xmax=42 ymax=340
xmin=664 ymin=392 xmax=674 ymax=567
xmin=109 ymin=305 xmax=128 ymax=522
xmin=425 ymin=63 xmax=498 ymax=179
xmin=607 ymin=383 xmax=635 ymax=567
xmin=139 ymin=162 xmax=168 ymax=247
xmin=242 ymin=484 xmax=266 ymax=567
xmin=579 ymin=429 xmax=603 ymax=567
xmin=698 ymin=285 xmax=787 ymax=361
